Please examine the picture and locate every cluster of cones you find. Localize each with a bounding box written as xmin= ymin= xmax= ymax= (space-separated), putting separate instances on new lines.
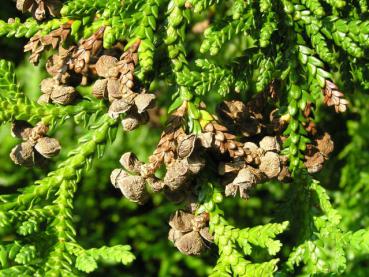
xmin=16 ymin=0 xmax=61 ymax=21
xmin=25 ymin=23 xmax=106 ymax=105
xmin=10 ymin=121 xmax=61 ymax=167
xmin=94 ymin=41 xmax=156 ymax=131
xmin=110 ymin=91 xmax=334 ymax=255
xmin=25 ymin=20 xmax=154 ymax=131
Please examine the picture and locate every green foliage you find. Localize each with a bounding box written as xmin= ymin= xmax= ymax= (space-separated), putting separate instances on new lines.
xmin=200 ymin=185 xmax=288 ymax=276
xmin=0 ymin=0 xmax=369 ymax=276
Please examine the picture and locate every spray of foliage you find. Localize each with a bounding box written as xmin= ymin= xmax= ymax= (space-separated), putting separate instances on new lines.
xmin=0 ymin=0 xmax=369 ymax=276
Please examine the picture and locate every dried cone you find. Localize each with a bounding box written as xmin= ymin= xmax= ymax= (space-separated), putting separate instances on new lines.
xmin=259 ymin=136 xmax=280 ymax=152
xmin=114 ymin=174 xmax=148 ymax=205
xmin=107 ymin=79 xmax=123 ymax=101
xmin=186 ymin=155 xmax=205 ymax=175
xmin=143 ymin=103 xmax=187 ymax=176
xmin=29 ymin=122 xmax=49 ymax=144
xmin=204 ymin=122 xmax=244 ymax=158
xmin=316 ymin=132 xmax=334 ymax=157
xmin=121 ymin=111 xmax=149 ymax=132
xmin=95 ymin=55 xmax=119 ymax=78
xmin=218 ymin=161 xmax=245 ymax=175
xmin=225 ymin=167 xmax=261 ymax=198
xmin=17 ymin=0 xmax=61 ymax=21
xmin=198 ymin=132 xmax=213 ymax=148
xmin=119 ymin=152 xmax=142 ymax=174
xmin=24 ymin=22 xmax=71 ymax=64
xmin=11 ymin=121 xmax=33 ymax=140
xmin=216 ymin=100 xmax=247 ymax=130
xmin=146 ymin=176 xmax=165 ymax=192
xmin=110 ymin=168 xmax=128 ymax=188
xmin=40 ymin=78 xmax=58 ymax=95
xmin=164 ymin=159 xmax=192 ymax=191
xmin=177 ymin=134 xmax=197 ymax=159
xmin=168 ymin=228 xmax=183 ymax=244
xmin=169 ymin=210 xmax=195 ymax=233
xmin=38 ymin=93 xmax=52 ymax=104
xmin=323 ymin=80 xmax=349 ymax=113
xmin=259 ymin=151 xmax=281 ymax=178
xmin=34 ymin=137 xmax=61 ymax=158
xmin=243 ymin=142 xmax=262 ymax=165
xmin=50 ymin=85 xmax=76 ymax=105
xmin=93 ymin=41 xmax=140 ymax=101
xmin=40 ymin=68 xmax=78 ymax=106
xmin=108 ymin=98 xmax=135 ymax=119
xmin=92 ymin=79 xmax=109 ymax=99
xmin=10 ymin=142 xmax=36 ymax=167
xmin=134 ymin=93 xmax=156 ymax=114
xmin=305 ymin=152 xmax=325 ymax=174
xmin=69 ymin=27 xmax=105 ymax=76
xmin=216 ymin=100 xmax=263 ymax=137
xmin=175 ymin=231 xmax=206 ymax=256
xmin=199 ymin=227 xmax=213 ymax=242
xmin=168 ymin=210 xmax=212 ymax=255
xmin=24 ymin=34 xmax=44 ymax=64
xmin=46 ymin=46 xmax=75 ymax=82
xmin=17 ymin=0 xmax=34 ymax=13
xmin=277 ymin=156 xmax=291 ymax=181
xmin=116 ymin=40 xmax=140 ymax=94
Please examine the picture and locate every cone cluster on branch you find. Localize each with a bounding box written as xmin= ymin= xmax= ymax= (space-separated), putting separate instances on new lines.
xmin=108 ymin=90 xmax=334 ymax=261
xmin=24 ymin=21 xmax=155 ymax=132
xmin=110 ymin=152 xmax=164 ymax=204
xmin=25 ymin=25 xmax=106 ymax=105
xmin=10 ymin=121 xmax=61 ymax=167
xmin=93 ymin=40 xmax=156 ymax=131
xmin=168 ymin=210 xmax=213 ymax=256
xmin=16 ymin=0 xmax=61 ymax=21
xmin=111 ymin=91 xmax=335 ymax=207
xmin=24 ymin=22 xmax=71 ymax=64
xmin=69 ymin=26 xmax=105 ymax=80
xmin=93 ymin=41 xmax=140 ymax=101
xmin=27 ymin=26 xmax=155 ymax=130
xmin=27 ymin=26 xmax=149 ymax=108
